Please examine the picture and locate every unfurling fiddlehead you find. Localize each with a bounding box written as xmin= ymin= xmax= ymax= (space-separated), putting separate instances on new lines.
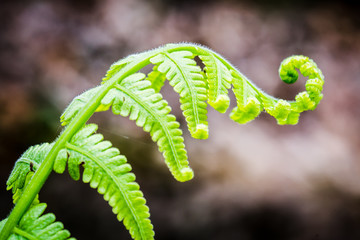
xmin=230 ymin=55 xmax=324 ymax=125
xmin=1 ymin=43 xmax=324 ymax=240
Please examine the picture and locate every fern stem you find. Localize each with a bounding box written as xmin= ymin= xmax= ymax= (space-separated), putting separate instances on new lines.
xmin=0 ymin=50 xmax=160 ymax=240
xmin=0 ymin=138 xmax=64 ymax=240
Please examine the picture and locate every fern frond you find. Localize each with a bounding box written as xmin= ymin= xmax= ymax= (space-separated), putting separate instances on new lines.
xmin=54 ymin=124 xmax=154 ymax=240
xmin=0 ymin=203 xmax=75 ymax=240
xmin=0 ymin=43 xmax=325 ymax=240
xmin=150 ymin=50 xmax=209 ymax=139
xmin=101 ymin=73 xmax=193 ymax=182
xmin=197 ymin=50 xmax=232 ymax=113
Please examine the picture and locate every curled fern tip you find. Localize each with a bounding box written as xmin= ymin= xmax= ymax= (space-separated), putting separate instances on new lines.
xmin=179 ymin=167 xmax=194 ymax=182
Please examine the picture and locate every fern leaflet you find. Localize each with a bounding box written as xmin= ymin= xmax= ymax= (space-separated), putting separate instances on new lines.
xmin=197 ymin=50 xmax=232 ymax=113
xmin=101 ymin=73 xmax=193 ymax=182
xmin=0 ymin=203 xmax=74 ymax=240
xmin=54 ymin=124 xmax=154 ymax=240
xmin=150 ymin=50 xmax=209 ymax=139
xmin=229 ymin=70 xmax=263 ymax=124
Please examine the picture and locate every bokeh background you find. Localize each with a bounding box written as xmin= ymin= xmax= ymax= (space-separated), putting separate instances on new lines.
xmin=1 ymin=0 xmax=359 ymax=239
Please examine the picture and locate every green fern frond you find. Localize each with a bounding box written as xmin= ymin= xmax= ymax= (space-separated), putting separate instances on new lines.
xmin=101 ymin=73 xmax=193 ymax=182
xmin=53 ymin=124 xmax=154 ymax=240
xmin=0 ymin=203 xmax=75 ymax=240
xmin=197 ymin=50 xmax=232 ymax=113
xmin=0 ymin=43 xmax=325 ymax=240
xmin=150 ymin=50 xmax=209 ymax=139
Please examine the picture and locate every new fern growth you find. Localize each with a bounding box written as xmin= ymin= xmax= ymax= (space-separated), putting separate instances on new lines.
xmin=0 ymin=43 xmax=324 ymax=240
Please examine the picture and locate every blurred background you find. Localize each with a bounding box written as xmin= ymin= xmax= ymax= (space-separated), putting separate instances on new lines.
xmin=0 ymin=0 xmax=359 ymax=239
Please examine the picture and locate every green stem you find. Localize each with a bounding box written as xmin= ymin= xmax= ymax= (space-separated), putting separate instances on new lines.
xmin=0 ymin=101 xmax=99 ymax=240
xmin=0 ymin=48 xmax=165 ymax=240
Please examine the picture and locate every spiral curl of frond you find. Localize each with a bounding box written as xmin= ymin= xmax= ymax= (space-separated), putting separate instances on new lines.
xmin=259 ymin=55 xmax=324 ymax=124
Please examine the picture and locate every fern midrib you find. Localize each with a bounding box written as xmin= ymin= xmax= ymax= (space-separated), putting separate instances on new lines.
xmin=65 ymin=142 xmax=146 ymax=239
xmin=12 ymin=227 xmax=37 ymax=240
xmin=163 ymin=52 xmax=201 ymax=128
xmin=232 ymin=73 xmax=247 ymax=106
xmin=202 ymin=53 xmax=219 ymax=102
xmin=213 ymin=55 xmax=223 ymax=100
xmin=114 ymin=83 xmax=184 ymax=174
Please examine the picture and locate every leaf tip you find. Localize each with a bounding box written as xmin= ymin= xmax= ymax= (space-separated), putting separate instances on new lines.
xmin=230 ymin=97 xmax=261 ymax=124
xmin=210 ymin=94 xmax=230 ymax=113
xmin=178 ymin=167 xmax=194 ymax=182
xmin=192 ymin=124 xmax=209 ymax=139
